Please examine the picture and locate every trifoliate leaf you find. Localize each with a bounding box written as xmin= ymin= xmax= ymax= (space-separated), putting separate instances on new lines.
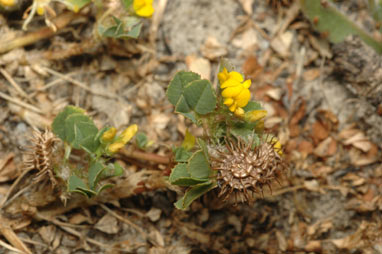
xmin=174 ymin=181 xmax=217 ymax=210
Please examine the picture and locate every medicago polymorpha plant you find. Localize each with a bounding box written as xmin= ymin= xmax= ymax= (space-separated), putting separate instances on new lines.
xmin=24 ymin=106 xmax=137 ymax=202
xmin=166 ymin=59 xmax=287 ymax=210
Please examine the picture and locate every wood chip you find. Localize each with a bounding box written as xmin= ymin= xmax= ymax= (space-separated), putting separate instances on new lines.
xmin=95 ymin=213 xmax=119 ymax=234
xmin=232 ymin=29 xmax=258 ymax=50
xmin=146 ymin=208 xmax=162 ymax=222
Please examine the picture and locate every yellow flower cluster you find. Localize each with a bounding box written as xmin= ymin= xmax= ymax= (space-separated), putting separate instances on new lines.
xmin=133 ymin=0 xmax=154 ymax=18
xmin=102 ymin=124 xmax=138 ymax=153
xmin=218 ymin=68 xmax=251 ymax=117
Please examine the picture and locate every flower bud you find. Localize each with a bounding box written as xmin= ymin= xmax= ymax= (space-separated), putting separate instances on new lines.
xmin=107 ymin=142 xmax=125 ymax=153
xmin=246 ymin=109 xmax=267 ymax=122
xmin=101 ymin=127 xmax=117 ymax=142
xmin=121 ymin=124 xmax=138 ymax=144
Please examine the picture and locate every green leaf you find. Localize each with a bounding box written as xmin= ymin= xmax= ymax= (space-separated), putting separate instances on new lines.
xmin=76 ymin=187 xmax=97 ymax=197
xmin=182 ymin=129 xmax=195 ymax=150
xmin=98 ymin=16 xmax=142 ymax=39
xmin=187 ymin=150 xmax=211 ymax=179
xmin=64 ymin=113 xmax=99 ymax=150
xmin=183 ymin=79 xmax=216 ymax=115
xmin=175 ymin=95 xmax=191 ymax=113
xmin=100 ymin=162 xmax=124 ymax=179
xmin=300 ymin=0 xmax=382 ymax=53
xmin=68 ymin=175 xmax=96 ymax=197
xmin=230 ymin=127 xmax=260 ymax=147
xmin=80 ymin=135 xmax=101 ymax=153
xmin=113 ymin=162 xmax=124 ymax=176
xmin=167 ymin=71 xmax=201 ymax=106
xmin=125 ymin=23 xmax=142 ymax=39
xmin=173 ymin=147 xmax=192 ymax=162
xmin=68 ymin=175 xmax=87 ymax=191
xmin=180 ymin=112 xmax=197 ymax=124
xmin=52 ymin=106 xmax=84 ymax=141
xmin=197 ymin=138 xmax=209 ymax=162
xmin=169 ymin=163 xmax=207 ymax=186
xmin=121 ymin=0 xmax=133 ymax=9
xmin=97 ymin=184 xmax=114 ymax=194
xmin=136 ymin=132 xmax=149 ymax=149
xmin=98 ymin=16 xmax=123 ymax=38
xmin=243 ymin=101 xmax=263 ymax=112
xmin=174 ymin=181 xmax=217 ymax=210
xmin=88 ymin=162 xmax=105 ymax=189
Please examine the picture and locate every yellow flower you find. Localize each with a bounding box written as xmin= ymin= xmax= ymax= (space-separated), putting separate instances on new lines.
xmin=273 ymin=140 xmax=283 ymax=155
xmin=246 ymin=109 xmax=267 ymax=122
xmin=101 ymin=127 xmax=117 ymax=142
xmin=218 ymin=68 xmax=252 ymax=117
xmin=218 ymin=68 xmax=229 ymax=84
xmin=266 ymin=136 xmax=283 ymax=155
xmin=234 ymin=107 xmax=244 ymax=117
xmin=107 ymin=142 xmax=125 ymax=153
xmin=235 ymin=89 xmax=251 ymax=107
xmin=121 ymin=124 xmax=138 ymax=144
xmin=221 ymin=85 xmax=244 ymax=98
xmin=106 ymin=124 xmax=138 ymax=153
xmin=0 ymin=0 xmax=16 ymax=7
xmin=218 ymin=68 xmax=243 ymax=85
xmin=133 ymin=0 xmax=154 ymax=18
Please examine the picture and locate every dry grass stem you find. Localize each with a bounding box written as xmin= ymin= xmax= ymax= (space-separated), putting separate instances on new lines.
xmin=0 ymin=12 xmax=78 ymax=54
xmin=0 ymin=91 xmax=42 ymax=114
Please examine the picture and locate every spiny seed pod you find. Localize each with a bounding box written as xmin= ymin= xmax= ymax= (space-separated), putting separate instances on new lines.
xmin=23 ymin=129 xmax=59 ymax=186
xmin=209 ymin=136 xmax=287 ymax=203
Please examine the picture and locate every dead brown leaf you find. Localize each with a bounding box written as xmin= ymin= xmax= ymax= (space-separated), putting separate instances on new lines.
xmin=311 ymin=165 xmax=334 ymax=177
xmin=289 ymin=99 xmax=306 ymax=137
xmin=276 ymin=230 xmax=287 ymax=251
xmin=308 ymin=34 xmax=332 ymax=58
xmin=0 ymin=153 xmax=19 ymax=183
xmin=298 ymin=139 xmax=314 ymax=158
xmin=343 ymin=131 xmax=372 ymax=152
xmin=303 ymin=68 xmax=321 ymax=81
xmin=242 ymin=55 xmax=263 ymax=80
xmin=313 ymin=137 xmax=337 ymax=158
xmin=331 ymin=221 xmax=367 ymax=249
xmin=200 ymin=36 xmax=228 ymax=60
xmin=95 ymin=213 xmax=120 ymax=234
xmin=232 ymin=29 xmax=258 ymax=50
xmin=38 ymin=225 xmax=56 ymax=245
xmin=185 ymin=55 xmax=211 ymax=80
xmin=271 ymin=31 xmax=293 ymax=58
xmin=316 ymin=109 xmax=338 ymax=131
xmin=304 ymin=240 xmax=321 ymax=252
xmin=349 ymin=144 xmax=379 ymax=167
xmin=311 ymin=120 xmax=329 ymax=145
